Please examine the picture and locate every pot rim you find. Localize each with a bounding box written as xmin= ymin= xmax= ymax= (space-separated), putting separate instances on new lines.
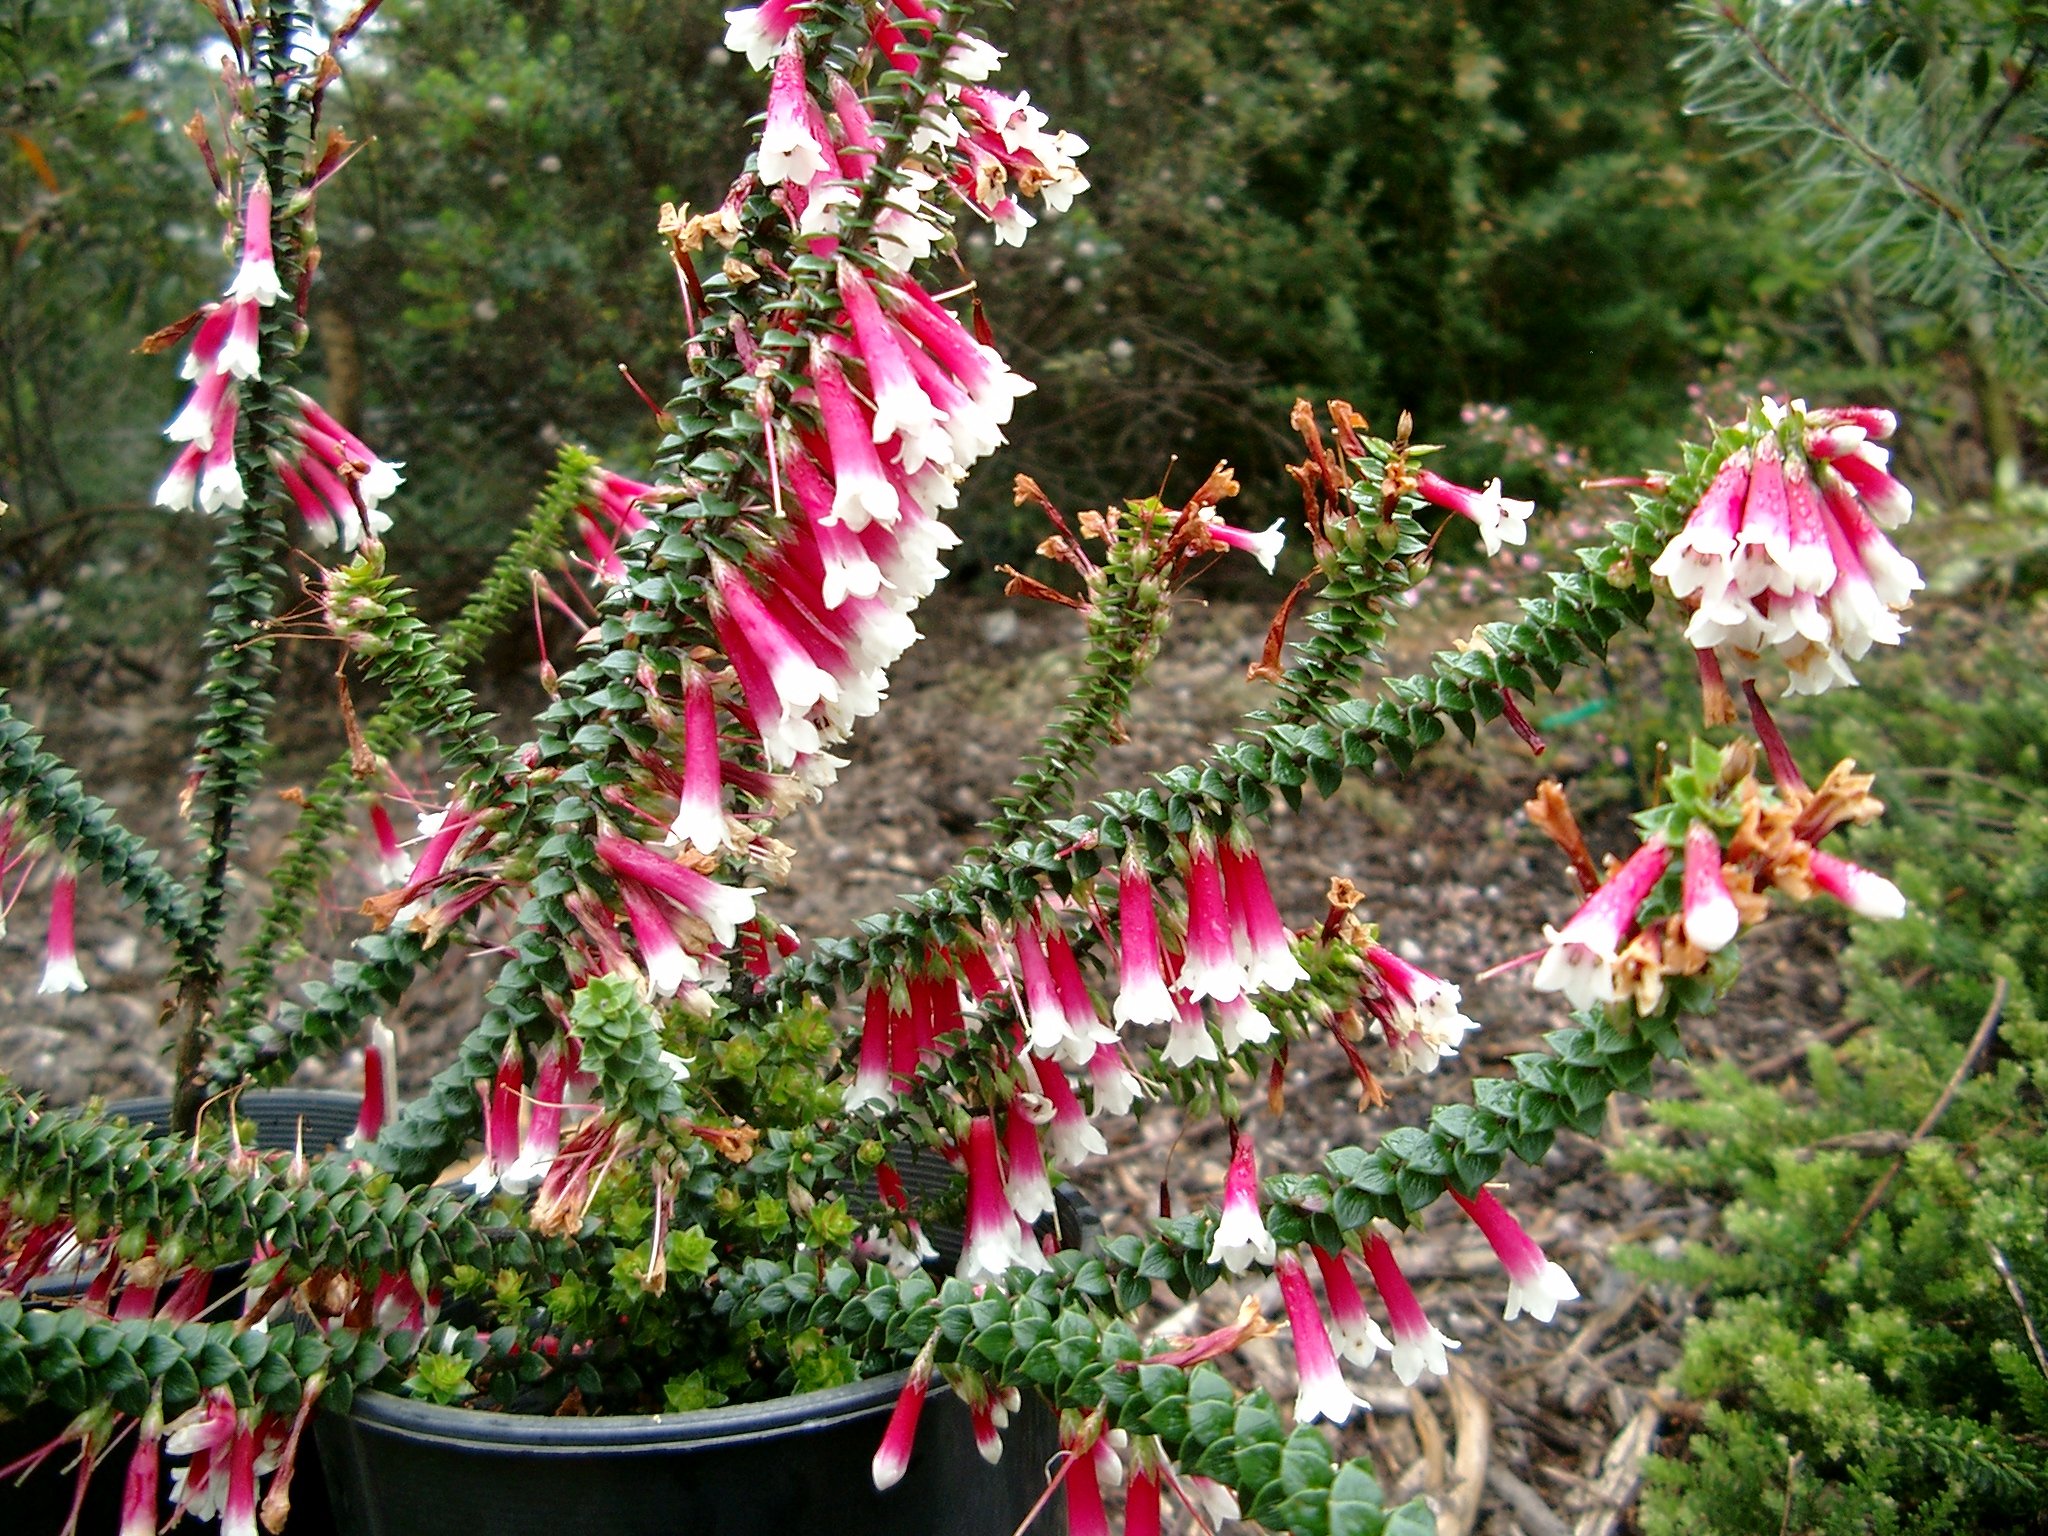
xmin=338 ymin=1367 xmax=926 ymax=1455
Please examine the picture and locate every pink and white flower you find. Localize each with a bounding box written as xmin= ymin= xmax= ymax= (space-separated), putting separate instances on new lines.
xmin=1681 ymin=822 xmax=1740 ymax=953
xmin=1415 ymin=468 xmax=1532 ymax=557
xmin=1062 ymin=1419 xmax=1112 ymax=1536
xmin=838 ymin=260 xmax=947 ymax=471
xmin=155 ymin=442 xmax=205 ymax=512
xmin=666 ymin=667 xmax=731 ymax=854
xmin=1831 ymin=442 xmax=1914 ymax=528
xmin=595 ymin=834 xmax=763 ymax=948
xmin=1276 ymin=1250 xmax=1363 ymax=1425
xmin=723 ymin=0 xmax=807 ymax=71
xmin=1004 ymin=1105 xmax=1055 ymax=1223
xmin=958 ymin=1115 xmax=1037 ymax=1284
xmin=1532 ymin=839 xmax=1673 ymax=1009
xmin=1113 ymin=852 xmax=1178 ymax=1027
xmin=1733 ymin=433 xmax=1797 ymax=599
xmin=1361 ymin=1232 xmax=1459 ymax=1384
xmin=617 ymin=877 xmax=702 ymax=997
xmin=464 ymin=1041 xmax=525 ymax=1196
xmin=1220 ymin=831 xmax=1307 ymax=992
xmin=810 ymin=345 xmax=901 ymax=530
xmin=1033 ymin=1054 xmax=1107 ymax=1165
xmin=1449 ymin=1187 xmax=1580 ymax=1322
xmin=1652 ymin=449 xmax=1747 ymax=607
xmin=758 ymin=32 xmax=830 ymax=187
xmin=214 ymin=299 xmax=261 ymax=381
xmin=503 ymin=1038 xmax=572 ymax=1194
xmin=1177 ymin=829 xmax=1247 ymax=1003
xmin=38 ymin=868 xmax=85 ymax=995
xmin=1808 ymin=849 xmax=1907 ymax=920
xmin=225 ymin=174 xmax=281 ymax=307
xmin=1043 ymin=920 xmax=1116 ymax=1064
xmin=1015 ymin=918 xmax=1072 ymax=1058
xmin=1201 ymin=515 xmax=1287 ymax=573
xmin=1088 ymin=1041 xmax=1145 ymax=1117
xmin=352 ymin=1019 xmax=398 ymax=1148
xmin=1215 ymin=992 xmax=1275 ymax=1052
xmin=1808 ymin=404 xmax=1898 ymax=442
xmin=1206 ymin=1134 xmax=1275 ymax=1273
xmin=1360 ymin=944 xmax=1476 ymax=1073
xmin=368 ymin=800 xmax=414 ymax=886
xmin=197 ymin=393 xmax=245 ymax=513
xmin=120 ymin=1417 xmax=161 ymax=1536
xmin=1312 ymin=1244 xmax=1393 ymax=1367
xmin=845 ymin=984 xmax=896 ymax=1112
xmin=1819 ymin=466 xmax=1922 ymax=610
xmin=870 ymin=1336 xmax=937 ymax=1491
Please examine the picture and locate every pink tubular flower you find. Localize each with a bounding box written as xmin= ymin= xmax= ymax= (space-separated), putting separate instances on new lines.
xmin=1312 ymin=1245 xmax=1393 ymax=1367
xmin=1033 ymin=1054 xmax=1106 ymax=1165
xmin=1215 ymin=992 xmax=1275 ymax=1052
xmin=1015 ymin=918 xmax=1071 ymax=1058
xmin=810 ymin=345 xmax=901 ymax=530
xmin=885 ymin=276 xmax=1035 ymax=424
xmin=1819 ymin=466 xmax=1923 ymax=610
xmin=1202 ymin=515 xmax=1287 ymax=574
xmin=577 ymin=511 xmax=626 ymax=584
xmin=596 ymin=833 xmax=762 ymax=948
xmin=354 ymin=1019 xmax=397 ymax=1147
xmin=870 ymin=1337 xmax=935 ymax=1491
xmin=1044 ymin=921 xmax=1115 ymax=1064
xmin=1809 ymin=849 xmax=1907 ymax=920
xmin=465 ymin=1041 xmax=525 ymax=1196
xmin=226 ymin=174 xmax=281 ymax=306
xmin=198 ymin=392 xmax=245 ymax=513
xmin=724 ymin=0 xmax=807 ymax=70
xmin=1415 ymin=468 xmax=1532 ymax=557
xmin=1816 ymin=488 xmax=1905 ymax=663
xmin=215 ymin=299 xmax=261 ymax=381
xmin=1088 ymin=1041 xmax=1144 ymax=1117
xmin=845 ymin=983 xmax=896 ymax=1112
xmin=1164 ymin=983 xmax=1218 ymax=1068
xmin=1652 ymin=449 xmax=1747 ymax=605
xmin=1733 ymin=433 xmax=1796 ymax=598
xmin=1832 ymin=443 xmax=1914 ymax=528
xmin=155 ymin=442 xmax=205 ymax=512
xmin=1004 ymin=1104 xmax=1055 ymax=1223
xmin=1219 ymin=830 xmax=1307 ymax=993
xmin=1177 ymin=829 xmax=1246 ymax=1003
xmin=758 ymin=31 xmax=829 ymax=186
xmin=221 ymin=1421 xmax=258 ymax=1536
xmin=1681 ymin=822 xmax=1740 ymax=953
xmin=120 ymin=1416 xmax=161 ymax=1536
xmin=291 ymin=390 xmax=403 ymax=510
xmin=1778 ymin=451 xmax=1838 ymax=597
xmin=666 ymin=667 xmax=729 ymax=854
xmin=368 ymin=800 xmax=413 ymax=887
xmin=1126 ymin=1463 xmax=1163 ymax=1536
xmin=1206 ymin=1134 xmax=1275 ymax=1273
xmin=38 ymin=868 xmax=86 ymax=996
xmin=1449 ymin=1188 xmax=1580 ymax=1323
xmin=1276 ymin=1250 xmax=1363 ymax=1425
xmin=166 ymin=367 xmax=231 ymax=449
xmin=504 ymin=1038 xmax=571 ymax=1194
xmin=1113 ymin=850 xmax=1177 ymax=1026
xmin=1062 ymin=1423 xmax=1112 ymax=1536
xmin=959 ymin=1115 xmax=1035 ymax=1284
xmin=712 ymin=558 xmax=838 ymax=718
xmin=1361 ymin=1232 xmax=1459 ymax=1385
xmin=1360 ymin=945 xmax=1477 ymax=1074
xmin=1809 ymin=404 xmax=1898 ymax=442
xmin=617 ymin=877 xmax=700 ymax=997
xmin=1532 ymin=840 xmax=1673 ymax=1010
xmin=785 ymin=450 xmax=886 ymax=607
xmin=838 ymin=259 xmax=945 ymax=472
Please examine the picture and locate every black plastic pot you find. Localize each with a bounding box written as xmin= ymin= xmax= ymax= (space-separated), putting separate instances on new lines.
xmin=4 ymin=1090 xmax=357 ymax=1536
xmin=317 ymin=1366 xmax=1065 ymax=1536
xmin=316 ymin=1179 xmax=1094 ymax=1536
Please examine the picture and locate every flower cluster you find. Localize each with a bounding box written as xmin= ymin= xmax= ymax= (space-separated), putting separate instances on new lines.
xmin=1653 ymin=399 xmax=1921 ymax=696
xmin=1533 ymin=732 xmax=1903 ymax=1014
xmin=153 ymin=175 xmax=403 ymax=546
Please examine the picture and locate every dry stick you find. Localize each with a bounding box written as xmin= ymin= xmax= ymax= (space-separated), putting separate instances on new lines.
xmin=1007 ymin=1448 xmax=1078 ymax=1536
xmin=1441 ymin=1364 xmax=1494 ymax=1536
xmin=1506 ymin=1280 xmax=1647 ymax=1388
xmin=1987 ymin=1242 xmax=2048 ymax=1380
xmin=1572 ymin=1404 xmax=1661 ymax=1536
xmin=1835 ymin=975 xmax=2009 ymax=1253
xmin=1486 ymin=1465 xmax=1573 ymax=1536
xmin=1743 ymin=1015 xmax=1873 ymax=1083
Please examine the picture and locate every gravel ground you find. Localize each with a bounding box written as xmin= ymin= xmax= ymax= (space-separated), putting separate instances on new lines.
xmin=0 ymin=584 xmax=1849 ymax=1535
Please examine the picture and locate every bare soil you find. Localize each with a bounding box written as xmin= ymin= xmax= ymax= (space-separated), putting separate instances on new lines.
xmin=0 ymin=587 xmax=1849 ymax=1536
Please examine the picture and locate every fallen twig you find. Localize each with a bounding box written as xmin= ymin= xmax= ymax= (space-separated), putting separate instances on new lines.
xmin=1743 ymin=1015 xmax=1872 ymax=1082
xmin=1572 ymin=1404 xmax=1661 ymax=1536
xmin=1988 ymin=1241 xmax=2048 ymax=1380
xmin=1441 ymin=1364 xmax=1493 ymax=1536
xmin=1487 ymin=1464 xmax=1573 ymax=1536
xmin=1835 ymin=975 xmax=2008 ymax=1252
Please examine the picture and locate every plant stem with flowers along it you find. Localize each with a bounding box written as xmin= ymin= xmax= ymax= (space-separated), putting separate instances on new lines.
xmin=0 ymin=1 xmax=1941 ymax=1530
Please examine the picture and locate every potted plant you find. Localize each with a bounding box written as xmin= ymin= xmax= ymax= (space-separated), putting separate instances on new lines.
xmin=0 ymin=0 xmax=1930 ymax=1533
